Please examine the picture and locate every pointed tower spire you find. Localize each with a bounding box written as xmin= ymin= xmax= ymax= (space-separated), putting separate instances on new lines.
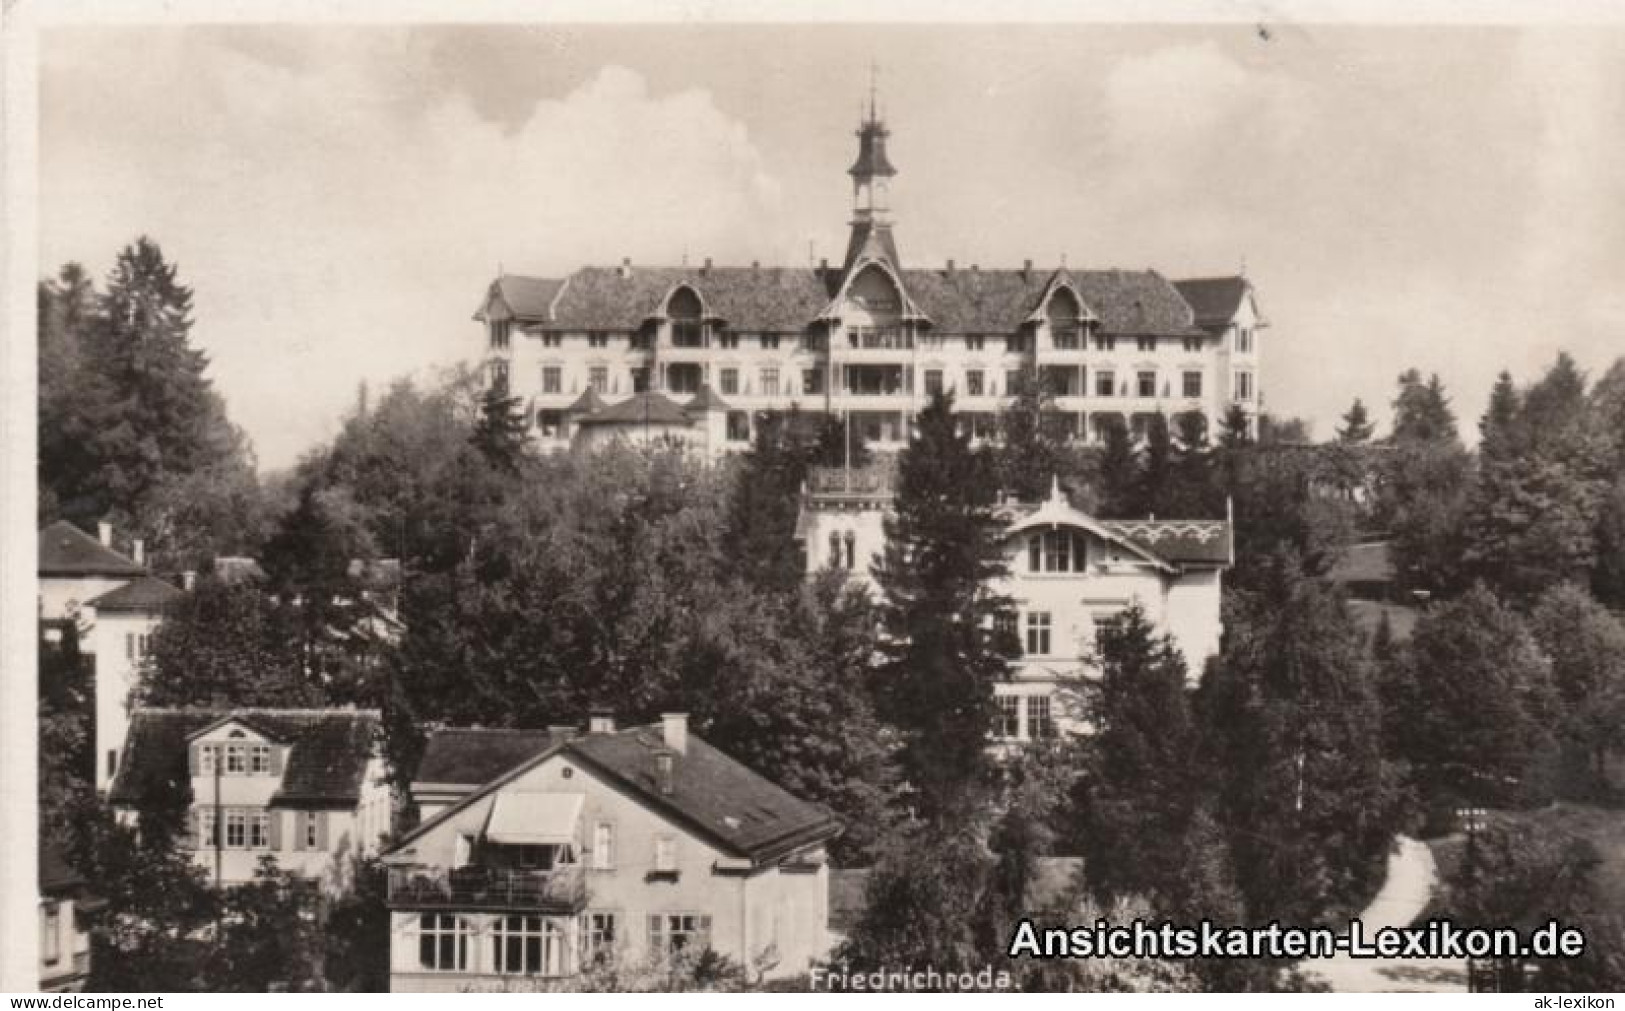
xmin=844 ymin=67 xmax=901 ymax=273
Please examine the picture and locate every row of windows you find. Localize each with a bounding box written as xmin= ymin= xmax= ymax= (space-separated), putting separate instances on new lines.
xmin=1001 ymin=609 xmax=1125 ymax=658
xmin=195 ymin=741 xmax=276 ymax=776
xmin=528 ymin=364 xmax=1251 ymax=404
xmin=193 ymin=808 xmax=324 ymax=851
xmin=492 ymin=322 xmax=1252 ymax=356
xmin=995 ymin=695 xmax=1055 ymax=741
xmin=416 ymin=911 xmax=708 ymax=974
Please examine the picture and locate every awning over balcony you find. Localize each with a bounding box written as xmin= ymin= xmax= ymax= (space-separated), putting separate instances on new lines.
xmin=484 ymin=791 xmax=583 ymax=846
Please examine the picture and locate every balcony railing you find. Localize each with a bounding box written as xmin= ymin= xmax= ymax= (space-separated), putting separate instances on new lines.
xmin=388 ymin=864 xmax=586 ymax=913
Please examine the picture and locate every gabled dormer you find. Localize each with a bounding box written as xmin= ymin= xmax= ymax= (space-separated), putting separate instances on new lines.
xmin=187 ymin=716 xmax=288 ymax=779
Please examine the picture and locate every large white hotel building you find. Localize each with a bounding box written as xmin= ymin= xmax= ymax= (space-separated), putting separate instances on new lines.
xmin=473 ymin=96 xmax=1264 ymax=454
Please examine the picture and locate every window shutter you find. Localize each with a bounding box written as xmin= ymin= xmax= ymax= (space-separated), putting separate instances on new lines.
xmin=270 ymin=746 xmax=285 ymax=776
xmin=648 ymin=915 xmax=663 ymax=953
xmin=268 ymin=809 xmax=282 ymax=851
xmin=698 ymin=915 xmax=713 ymax=948
xmin=188 ymin=745 xmax=199 ymax=776
xmin=315 ymin=811 xmax=329 ymax=851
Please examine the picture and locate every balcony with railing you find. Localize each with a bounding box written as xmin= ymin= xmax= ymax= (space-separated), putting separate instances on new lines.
xmin=388 ymin=864 xmax=587 ymax=914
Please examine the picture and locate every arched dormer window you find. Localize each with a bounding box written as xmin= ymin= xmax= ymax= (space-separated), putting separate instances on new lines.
xmin=1046 ymin=287 xmax=1085 ymax=350
xmin=1026 ymin=529 xmax=1087 ymax=573
xmin=844 ymin=265 xmax=909 ymax=350
xmin=667 ymin=286 xmax=706 ymax=348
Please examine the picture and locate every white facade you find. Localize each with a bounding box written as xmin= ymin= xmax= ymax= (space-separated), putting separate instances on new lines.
xmin=82 ymin=606 xmax=161 ymax=790
xmin=383 ymin=721 xmax=836 ymax=991
xmin=800 ymin=479 xmax=1230 ymax=741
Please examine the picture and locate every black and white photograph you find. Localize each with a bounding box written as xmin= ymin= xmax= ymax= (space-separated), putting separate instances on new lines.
xmin=5 ymin=0 xmax=1625 ymax=996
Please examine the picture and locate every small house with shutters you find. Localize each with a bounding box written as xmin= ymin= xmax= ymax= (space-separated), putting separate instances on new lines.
xmin=108 ymin=707 xmax=391 ymax=889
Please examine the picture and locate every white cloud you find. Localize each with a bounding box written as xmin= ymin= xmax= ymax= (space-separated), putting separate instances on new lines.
xmin=41 ymin=31 xmax=786 ymax=469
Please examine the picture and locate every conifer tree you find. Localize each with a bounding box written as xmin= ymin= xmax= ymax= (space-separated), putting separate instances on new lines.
xmin=996 ymin=364 xmax=1068 ymax=501
xmin=873 ymin=390 xmax=1018 ymax=819
xmin=1133 ymin=413 xmax=1176 ymax=516
xmin=1095 ymin=415 xmax=1139 ymax=518
xmin=1335 ymin=398 xmax=1375 ymax=444
xmin=470 ymin=383 xmax=530 ymax=474
xmin=1390 ymin=369 xmax=1458 ymax=444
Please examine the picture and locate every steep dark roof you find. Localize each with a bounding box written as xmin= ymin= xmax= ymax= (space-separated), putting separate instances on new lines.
xmin=478 ymin=275 xmax=564 ymax=321
xmin=496 ymin=264 xmax=1200 ymax=336
xmin=397 ymin=723 xmax=842 ymax=864
xmin=109 ymin=708 xmax=381 ymax=808
xmin=86 ymin=575 xmax=183 ymax=612
xmin=1174 ymin=276 xmax=1249 ymax=327
xmin=39 ymin=839 xmax=84 ymax=894
xmin=549 ymin=267 xmax=834 ymax=332
xmin=685 ymin=385 xmax=732 ymax=413
xmin=1103 ymin=519 xmax=1233 ymax=567
xmin=565 ymin=388 xmax=607 ymax=414
xmin=576 ymin=391 xmax=695 ymax=427
xmin=414 ymin=728 xmax=559 ymax=785
xmin=39 ymin=520 xmax=143 ymax=577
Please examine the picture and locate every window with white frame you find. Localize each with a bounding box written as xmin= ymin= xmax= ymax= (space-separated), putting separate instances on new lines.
xmin=1094 ymin=334 xmax=1116 ymax=352
xmin=1027 ymin=530 xmax=1080 ymax=573
xmin=720 ymin=367 xmax=739 ymax=395
xmin=250 ymin=744 xmax=272 ymax=774
xmin=42 ymin=902 xmax=61 ymax=964
xmin=1183 ymin=371 xmax=1203 ymax=398
xmin=417 ymin=914 xmax=471 ymax=972
xmin=1236 ymin=328 xmax=1253 ymax=354
xmin=1095 ymin=370 xmax=1116 ymax=397
xmin=1235 ymin=371 xmax=1254 ymax=402
xmin=1025 ymin=612 xmax=1052 ymax=656
xmin=540 ymin=332 xmax=562 ymax=348
xmin=589 ymin=367 xmax=609 ymax=394
xmin=592 ymin=822 xmax=615 ymax=870
xmin=493 ymin=915 xmax=565 ymax=976
xmin=490 ymin=320 xmax=511 ymax=350
xmin=541 ymin=366 xmax=562 ymax=394
xmin=1182 ymin=335 xmax=1203 ymax=353
xmin=995 ymin=695 xmax=1021 ymax=740
xmin=588 ymin=332 xmax=610 ymax=349
xmin=1137 ymin=335 xmax=1156 ymax=353
xmin=224 ymin=744 xmax=246 ymax=774
xmin=760 ymin=367 xmax=780 ymax=395
xmin=1137 ymin=371 xmax=1158 ymax=398
xmin=649 ymin=913 xmax=711 ymax=955
xmin=584 ymin=911 xmax=618 ymax=963
xmin=965 ymin=334 xmax=986 ymax=351
xmin=966 ymin=370 xmax=985 ymax=397
xmin=717 ymin=331 xmax=739 ymax=350
xmin=1027 ymin=696 xmax=1055 ymax=740
xmin=759 ymin=333 xmax=781 ymax=350
xmin=303 ymin=811 xmax=319 ymax=850
xmin=654 ymin=835 xmax=678 ymax=873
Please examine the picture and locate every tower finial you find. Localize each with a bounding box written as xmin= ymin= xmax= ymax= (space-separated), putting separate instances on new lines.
xmin=869 ymin=61 xmax=879 ymax=122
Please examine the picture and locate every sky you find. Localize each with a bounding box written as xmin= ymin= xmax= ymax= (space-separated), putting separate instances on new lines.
xmin=37 ymin=22 xmax=1625 ymax=470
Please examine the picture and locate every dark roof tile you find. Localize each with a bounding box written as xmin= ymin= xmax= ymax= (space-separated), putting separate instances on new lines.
xmin=1174 ymin=276 xmax=1250 ymax=326
xmin=87 ymin=575 xmax=183 ymax=612
xmin=39 ymin=520 xmax=143 ymax=577
xmin=109 ymin=708 xmax=381 ymax=808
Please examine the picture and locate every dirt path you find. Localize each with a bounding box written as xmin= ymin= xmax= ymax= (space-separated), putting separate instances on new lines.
xmin=1300 ymin=836 xmax=1467 ymax=992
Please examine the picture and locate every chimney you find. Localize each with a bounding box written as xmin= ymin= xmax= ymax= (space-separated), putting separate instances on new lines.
xmin=661 ymin=712 xmax=688 ymax=755
xmin=132 ymin=538 xmax=145 ymax=567
xmin=98 ymin=521 xmax=112 ymax=547
xmin=946 ymin=259 xmax=955 ymax=273
xmin=702 ymin=257 xmax=712 ymax=273
xmin=971 ymin=264 xmax=980 ymax=273
xmin=1024 ymin=258 xmax=1033 ymax=276
xmin=588 ymin=707 xmax=616 ymax=735
xmin=619 ymin=257 xmax=632 ymax=279
xmin=655 ymin=749 xmax=675 ymax=795
xmin=181 ymin=570 xmax=197 ymax=591
xmin=751 ymin=260 xmax=760 ymax=271
xmin=819 ymin=258 xmax=829 ymax=273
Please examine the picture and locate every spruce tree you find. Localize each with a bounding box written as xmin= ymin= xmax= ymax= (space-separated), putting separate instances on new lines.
xmin=724 ymin=408 xmax=818 ymax=594
xmin=1081 ymin=605 xmax=1200 ymax=909
xmin=1095 ymin=415 xmax=1139 ymax=518
xmin=996 ymin=364 xmax=1068 ymax=501
xmin=1167 ymin=410 xmax=1220 ymax=517
xmin=1335 ymin=398 xmax=1375 ymax=444
xmin=873 ymin=389 xmax=1018 ymax=820
xmin=1197 ymin=552 xmax=1397 ymax=922
xmin=1133 ymin=412 xmax=1175 ymax=516
xmin=1390 ymin=369 xmax=1458 ymax=444
xmin=470 ymin=384 xmax=530 ymax=473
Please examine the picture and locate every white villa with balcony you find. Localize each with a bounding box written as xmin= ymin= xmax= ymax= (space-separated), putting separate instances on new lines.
xmin=379 ymin=713 xmax=841 ymax=991
xmin=799 ymin=473 xmax=1232 ymax=741
xmin=471 ymin=93 xmax=1263 ymax=457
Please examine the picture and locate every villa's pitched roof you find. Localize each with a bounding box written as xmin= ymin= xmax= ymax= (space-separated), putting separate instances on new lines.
xmin=477 ymin=274 xmax=564 ymax=321
xmin=38 ymin=520 xmax=144 ymax=578
xmin=1173 ymin=276 xmax=1250 ymax=327
xmin=565 ymin=388 xmax=607 ymax=414
xmin=394 ymin=723 xmax=842 ymax=864
xmin=39 ymin=839 xmax=84 ymax=895
xmin=492 ymin=264 xmax=1203 ymax=336
xmin=109 ymin=708 xmax=381 ymax=808
xmin=1103 ymin=519 xmax=1233 ymax=567
xmin=575 ymin=391 xmax=695 ymax=427
xmin=86 ymin=575 xmax=183 ymax=612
